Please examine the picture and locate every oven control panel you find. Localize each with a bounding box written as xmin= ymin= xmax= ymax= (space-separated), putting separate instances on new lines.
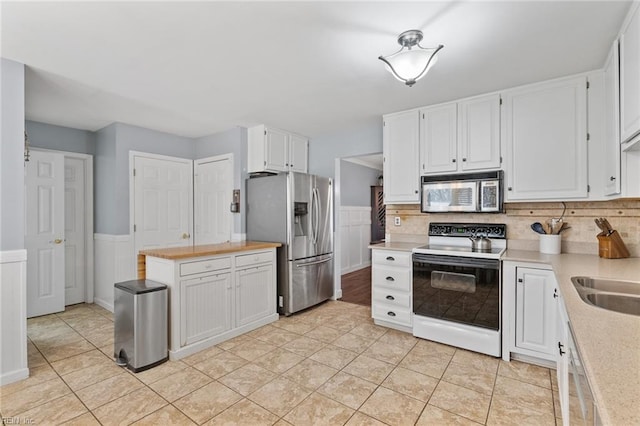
xmin=428 ymin=223 xmax=506 ymax=239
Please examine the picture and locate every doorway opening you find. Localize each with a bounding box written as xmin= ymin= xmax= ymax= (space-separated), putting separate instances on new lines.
xmin=334 ymin=153 xmax=382 ymax=307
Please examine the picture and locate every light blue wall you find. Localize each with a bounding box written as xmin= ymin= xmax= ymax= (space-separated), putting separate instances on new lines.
xmin=94 ymin=124 xmax=117 ymax=234
xmin=26 ymin=120 xmax=95 ymax=155
xmin=194 ymin=127 xmax=248 ymax=235
xmin=340 ymin=160 xmax=381 ymax=207
xmin=308 ymin=116 xmax=383 ymax=180
xmin=0 ymin=59 xmax=25 ymax=250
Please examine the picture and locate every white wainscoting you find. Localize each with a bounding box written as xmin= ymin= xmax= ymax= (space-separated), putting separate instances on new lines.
xmin=0 ymin=250 xmax=28 ymax=385
xmin=94 ymin=234 xmax=137 ymax=312
xmin=340 ymin=206 xmax=372 ymax=274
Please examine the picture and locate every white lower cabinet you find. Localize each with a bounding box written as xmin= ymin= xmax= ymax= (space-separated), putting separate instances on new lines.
xmin=514 ymin=267 xmax=557 ymax=360
xmin=371 ymin=249 xmax=412 ymax=332
xmin=145 ymin=248 xmax=278 ymax=360
xmin=503 ymin=261 xmax=557 ymax=363
xmin=556 ymin=291 xmax=570 ymax=426
xmin=180 ymin=272 xmax=232 ymax=346
xmin=235 ymin=264 xmax=274 ymax=327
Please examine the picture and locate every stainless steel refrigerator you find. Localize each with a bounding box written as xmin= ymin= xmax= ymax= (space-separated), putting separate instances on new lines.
xmin=246 ymin=172 xmax=333 ymax=315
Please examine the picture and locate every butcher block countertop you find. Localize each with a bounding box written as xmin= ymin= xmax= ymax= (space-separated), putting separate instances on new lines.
xmin=139 ymin=241 xmax=282 ymax=260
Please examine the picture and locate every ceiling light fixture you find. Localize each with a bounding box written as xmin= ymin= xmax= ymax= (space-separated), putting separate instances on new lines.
xmin=378 ymin=30 xmax=443 ymax=87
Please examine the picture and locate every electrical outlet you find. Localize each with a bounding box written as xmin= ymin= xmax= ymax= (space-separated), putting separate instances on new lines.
xmin=394 ymin=216 xmax=401 ymax=226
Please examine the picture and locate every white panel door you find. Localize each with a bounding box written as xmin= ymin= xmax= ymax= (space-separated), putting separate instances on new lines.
xmin=25 ymin=151 xmax=65 ymax=317
xmin=383 ymin=110 xmax=420 ymax=203
xmin=134 ymin=156 xmax=192 ymax=254
xmin=420 ymin=103 xmax=458 ymax=174
xmin=64 ymin=157 xmax=86 ymax=305
xmin=194 ymin=156 xmax=232 ymax=245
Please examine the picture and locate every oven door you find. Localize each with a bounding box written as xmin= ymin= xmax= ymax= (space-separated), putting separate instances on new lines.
xmin=412 ymin=253 xmax=500 ymax=330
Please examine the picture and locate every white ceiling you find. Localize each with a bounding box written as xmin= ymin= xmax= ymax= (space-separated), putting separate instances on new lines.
xmin=1 ymin=1 xmax=631 ymax=139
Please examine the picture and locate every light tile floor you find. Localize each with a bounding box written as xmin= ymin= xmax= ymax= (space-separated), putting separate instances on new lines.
xmin=0 ymin=301 xmax=563 ymax=425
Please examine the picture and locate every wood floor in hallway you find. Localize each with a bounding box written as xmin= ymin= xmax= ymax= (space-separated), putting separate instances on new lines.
xmin=340 ymin=267 xmax=371 ymax=307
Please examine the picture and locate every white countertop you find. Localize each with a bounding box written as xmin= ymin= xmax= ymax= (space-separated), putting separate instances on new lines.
xmin=368 ymin=241 xmax=424 ymax=252
xmin=504 ymin=250 xmax=640 ymax=426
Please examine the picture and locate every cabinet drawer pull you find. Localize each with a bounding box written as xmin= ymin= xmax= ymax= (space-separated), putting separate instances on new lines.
xmin=386 ymin=295 xmax=395 ymax=301
xmin=385 ymin=276 xmax=395 ymax=282
xmin=386 ymin=256 xmax=395 ymax=261
xmin=387 ymin=311 xmax=396 ymax=317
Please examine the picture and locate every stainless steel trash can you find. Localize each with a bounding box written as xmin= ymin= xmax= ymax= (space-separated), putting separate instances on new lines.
xmin=114 ymin=279 xmax=168 ymax=372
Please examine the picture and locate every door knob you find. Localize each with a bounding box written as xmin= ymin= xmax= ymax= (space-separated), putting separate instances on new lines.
xmin=182 ymin=233 xmax=191 ymax=239
xmin=53 ymin=238 xmax=63 ymax=244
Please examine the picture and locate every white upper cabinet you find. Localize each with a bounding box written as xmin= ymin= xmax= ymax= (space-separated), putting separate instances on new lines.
xmin=420 ymin=103 xmax=458 ymax=174
xmin=420 ymin=94 xmax=501 ymax=175
xmin=383 ymin=110 xmax=420 ymax=204
xmin=620 ymin=2 xmax=640 ymax=145
xmin=247 ymin=125 xmax=309 ymax=174
xmin=503 ymin=75 xmax=588 ymax=201
xmin=603 ymin=40 xmax=621 ymax=196
xmin=459 ymin=94 xmax=502 ymax=171
xmin=288 ymin=133 xmax=309 ymax=173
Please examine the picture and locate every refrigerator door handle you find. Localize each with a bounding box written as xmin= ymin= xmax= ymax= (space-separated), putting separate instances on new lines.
xmin=313 ymin=187 xmax=320 ymax=245
xmin=295 ymin=256 xmax=332 ymax=267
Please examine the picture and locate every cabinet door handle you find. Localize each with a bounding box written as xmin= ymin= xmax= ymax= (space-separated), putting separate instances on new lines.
xmin=517 ymin=278 xmax=523 ymax=283
xmin=507 ymin=187 xmax=513 ymax=191
xmin=610 ymin=176 xmax=616 ymax=181
xmin=462 ymin=158 xmax=467 ymax=162
xmin=386 ymin=276 xmax=395 ymax=282
xmin=553 ymin=288 xmax=558 ymax=298
xmin=387 ymin=311 xmax=396 ymax=317
xmin=452 ymin=158 xmax=456 ymax=163
xmin=558 ymin=341 xmax=565 ymax=356
xmin=386 ymin=295 xmax=395 ymax=301
xmin=386 ymin=256 xmax=395 ymax=261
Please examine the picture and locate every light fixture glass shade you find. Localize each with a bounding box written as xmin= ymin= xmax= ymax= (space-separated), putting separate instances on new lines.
xmin=379 ymin=30 xmax=443 ymax=87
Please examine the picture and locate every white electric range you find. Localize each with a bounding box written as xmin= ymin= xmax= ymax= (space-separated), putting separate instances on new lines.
xmin=412 ymin=222 xmax=507 ymax=357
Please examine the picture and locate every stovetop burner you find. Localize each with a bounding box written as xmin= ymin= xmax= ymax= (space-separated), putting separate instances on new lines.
xmin=412 ymin=223 xmax=507 ymax=259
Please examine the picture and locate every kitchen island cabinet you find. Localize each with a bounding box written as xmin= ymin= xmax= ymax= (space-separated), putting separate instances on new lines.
xmin=140 ymin=241 xmax=280 ymax=360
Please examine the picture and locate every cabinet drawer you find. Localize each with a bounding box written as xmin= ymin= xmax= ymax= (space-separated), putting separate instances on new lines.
xmin=180 ymin=257 xmax=231 ymax=276
xmin=372 ymin=266 xmax=411 ymax=292
xmin=372 ymin=303 xmax=412 ymax=326
xmin=235 ymin=250 xmax=273 ymax=268
xmin=372 ymin=250 xmax=412 ymax=267
xmin=373 ymin=288 xmax=411 ymax=309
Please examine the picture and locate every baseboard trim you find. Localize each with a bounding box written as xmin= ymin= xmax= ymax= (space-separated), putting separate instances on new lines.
xmin=94 ymin=297 xmax=114 ymax=313
xmin=333 ymin=289 xmax=343 ymax=300
xmin=0 ymin=367 xmax=29 ymax=386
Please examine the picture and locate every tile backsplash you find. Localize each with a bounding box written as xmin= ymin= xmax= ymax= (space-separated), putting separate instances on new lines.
xmin=386 ymin=199 xmax=640 ymax=257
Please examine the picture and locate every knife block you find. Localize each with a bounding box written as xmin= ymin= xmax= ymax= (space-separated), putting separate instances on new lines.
xmin=597 ymin=231 xmax=630 ymax=259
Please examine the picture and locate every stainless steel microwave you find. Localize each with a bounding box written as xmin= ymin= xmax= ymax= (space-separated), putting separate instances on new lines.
xmin=420 ymin=171 xmax=503 ymax=213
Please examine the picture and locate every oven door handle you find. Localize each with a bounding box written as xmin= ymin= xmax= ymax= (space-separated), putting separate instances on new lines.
xmin=412 ymin=253 xmax=499 ymax=269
